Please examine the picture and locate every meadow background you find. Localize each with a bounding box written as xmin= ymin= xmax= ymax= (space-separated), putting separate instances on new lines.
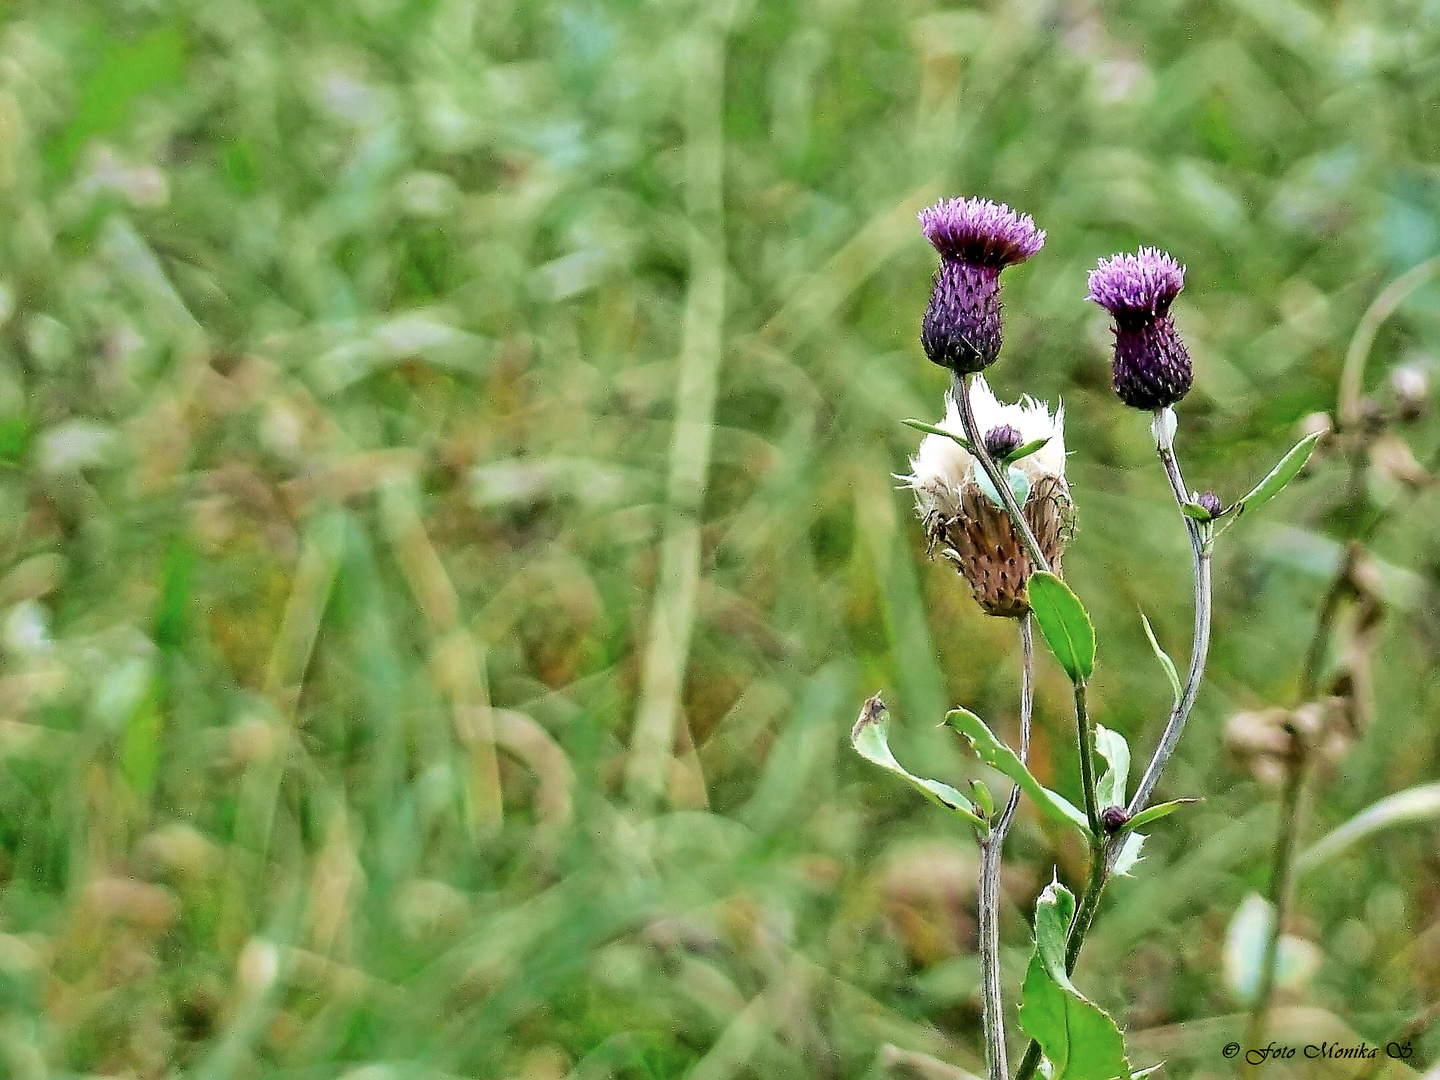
xmin=1 ymin=0 xmax=1439 ymax=1077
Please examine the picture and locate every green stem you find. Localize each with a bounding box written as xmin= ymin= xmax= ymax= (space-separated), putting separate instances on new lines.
xmin=1074 ymin=682 xmax=1100 ymax=836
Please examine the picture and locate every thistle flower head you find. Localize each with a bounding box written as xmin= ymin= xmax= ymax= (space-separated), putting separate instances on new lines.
xmin=1088 ymin=247 xmax=1194 ymax=410
xmin=1086 ymin=247 xmax=1185 ymax=322
xmin=902 ymin=377 xmax=1072 ymax=617
xmin=918 ymin=197 xmax=1045 ymax=374
xmin=919 ymin=197 xmax=1046 ymax=268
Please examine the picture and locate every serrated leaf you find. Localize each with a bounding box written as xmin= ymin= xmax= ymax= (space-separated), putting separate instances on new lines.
xmin=1139 ymin=612 xmax=1182 ymax=710
xmin=1020 ymin=880 xmax=1133 ymax=1080
xmin=1112 ymin=832 xmax=1146 ymax=877
xmin=1094 ymin=725 xmax=1130 ymax=810
xmin=945 ymin=707 xmax=1091 ymax=837
xmin=852 ymin=696 xmax=984 ymax=827
xmin=1235 ymin=432 xmax=1322 ymax=516
xmin=1126 ymin=798 xmax=1200 ymax=832
xmin=1002 ymin=436 xmax=1051 ymax=465
xmin=901 ymin=418 xmax=973 ymax=451
xmin=1028 ymin=572 xmax=1095 ymax=684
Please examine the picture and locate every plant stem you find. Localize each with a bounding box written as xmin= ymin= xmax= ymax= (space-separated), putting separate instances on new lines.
xmin=1242 ymin=742 xmax=1310 ymax=1077
xmin=1074 ymin=682 xmax=1101 ymax=836
xmin=1129 ymin=410 xmax=1213 ymax=815
xmin=976 ymin=616 xmax=1034 ymax=1080
xmin=1015 ymin=413 xmax=1214 ymax=1080
xmin=952 ymin=373 xmax=1051 ymax=573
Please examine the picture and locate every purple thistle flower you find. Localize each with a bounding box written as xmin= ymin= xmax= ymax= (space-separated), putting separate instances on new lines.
xmin=1088 ymin=247 xmax=1193 ymax=410
xmin=918 ymin=197 xmax=1045 ymax=375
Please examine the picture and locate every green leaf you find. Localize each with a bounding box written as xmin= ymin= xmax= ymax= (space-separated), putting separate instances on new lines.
xmin=1020 ymin=880 xmax=1133 ymax=1080
xmin=901 ymin=418 xmax=973 ymax=451
xmin=851 ymin=696 xmax=984 ymax=827
xmin=1180 ymin=500 xmax=1214 ymax=520
xmin=1139 ymin=613 xmax=1182 ymax=709
xmin=1125 ymin=798 xmax=1200 ymax=832
xmin=977 ymin=463 xmax=1031 ymax=509
xmin=1112 ymin=832 xmax=1146 ymax=877
xmin=1002 ymin=436 xmax=1051 ymax=465
xmin=1235 ymin=432 xmax=1323 ymax=516
xmin=1027 ymin=572 xmax=1095 ymax=684
xmin=1094 ymin=725 xmax=1130 ymax=811
xmin=945 ymin=707 xmax=1091 ymax=837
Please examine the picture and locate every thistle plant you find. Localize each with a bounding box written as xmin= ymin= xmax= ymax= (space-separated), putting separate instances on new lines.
xmin=852 ymin=197 xmax=1321 ymax=1080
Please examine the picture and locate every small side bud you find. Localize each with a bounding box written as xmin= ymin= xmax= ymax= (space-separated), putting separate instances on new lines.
xmin=1100 ymin=805 xmax=1130 ymax=833
xmin=1196 ymin=491 xmax=1223 ymax=518
xmin=983 ymin=424 xmax=1023 ymax=459
xmin=969 ymin=779 xmax=996 ymax=819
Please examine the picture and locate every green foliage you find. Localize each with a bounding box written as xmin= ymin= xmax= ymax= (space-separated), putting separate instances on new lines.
xmin=1027 ymin=571 xmax=1096 ymax=684
xmin=946 ymin=707 xmax=1091 ymax=836
xmin=1020 ymin=880 xmax=1132 ymax=1080
xmin=851 ymin=696 xmax=984 ymax=827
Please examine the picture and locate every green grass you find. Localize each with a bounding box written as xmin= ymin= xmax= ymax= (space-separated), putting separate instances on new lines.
xmin=0 ymin=1 xmax=1438 ymax=1077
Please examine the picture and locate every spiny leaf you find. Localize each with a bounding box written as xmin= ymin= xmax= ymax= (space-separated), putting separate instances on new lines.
xmin=851 ymin=695 xmax=984 ymax=827
xmin=945 ymin=707 xmax=1091 ymax=837
xmin=1139 ymin=612 xmax=1182 ymax=709
xmin=1027 ymin=572 xmax=1095 ymax=684
xmin=1020 ymin=880 xmax=1133 ymax=1080
xmin=1112 ymin=832 xmax=1146 ymax=877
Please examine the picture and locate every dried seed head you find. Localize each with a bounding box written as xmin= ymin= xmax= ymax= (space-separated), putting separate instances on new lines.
xmin=918 ymin=197 xmax=1044 ymax=374
xmin=902 ymin=378 xmax=1071 ymax=616
xmin=1391 ymin=363 xmax=1429 ymax=420
xmin=1088 ymin=248 xmax=1193 ymax=410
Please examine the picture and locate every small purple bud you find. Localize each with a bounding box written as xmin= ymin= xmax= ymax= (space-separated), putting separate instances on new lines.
xmin=1196 ymin=491 xmax=1223 ymax=518
xmin=918 ymin=197 xmax=1045 ymax=374
xmin=1100 ymin=805 xmax=1130 ymax=833
xmin=1088 ymin=247 xmax=1193 ymax=410
xmin=984 ymin=424 xmax=1024 ymax=459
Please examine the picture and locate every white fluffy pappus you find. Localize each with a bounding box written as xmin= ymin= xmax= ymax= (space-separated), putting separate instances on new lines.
xmin=902 ymin=375 xmax=1066 ymax=519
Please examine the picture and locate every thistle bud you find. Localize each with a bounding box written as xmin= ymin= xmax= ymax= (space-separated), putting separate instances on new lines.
xmin=983 ymin=424 xmax=1023 ymax=459
xmin=1099 ymin=806 xmax=1130 ymax=833
xmin=1087 ymin=247 xmax=1193 ymax=410
xmin=903 ymin=377 xmax=1073 ymax=617
xmin=1196 ymin=491 xmax=1223 ymax=518
xmin=918 ymin=198 xmax=1045 ymax=374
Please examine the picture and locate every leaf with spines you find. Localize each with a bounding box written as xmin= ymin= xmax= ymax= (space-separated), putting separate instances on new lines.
xmin=1027 ymin=572 xmax=1095 ymax=684
xmin=945 ymin=707 xmax=1091 ymax=837
xmin=1139 ymin=612 xmax=1182 ymax=709
xmin=851 ymin=695 xmax=984 ymax=828
xmin=1113 ymin=831 xmax=1146 ymax=877
xmin=1020 ymin=880 xmax=1132 ymax=1080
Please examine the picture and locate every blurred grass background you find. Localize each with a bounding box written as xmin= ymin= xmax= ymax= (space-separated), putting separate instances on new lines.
xmin=0 ymin=0 xmax=1439 ymax=1077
